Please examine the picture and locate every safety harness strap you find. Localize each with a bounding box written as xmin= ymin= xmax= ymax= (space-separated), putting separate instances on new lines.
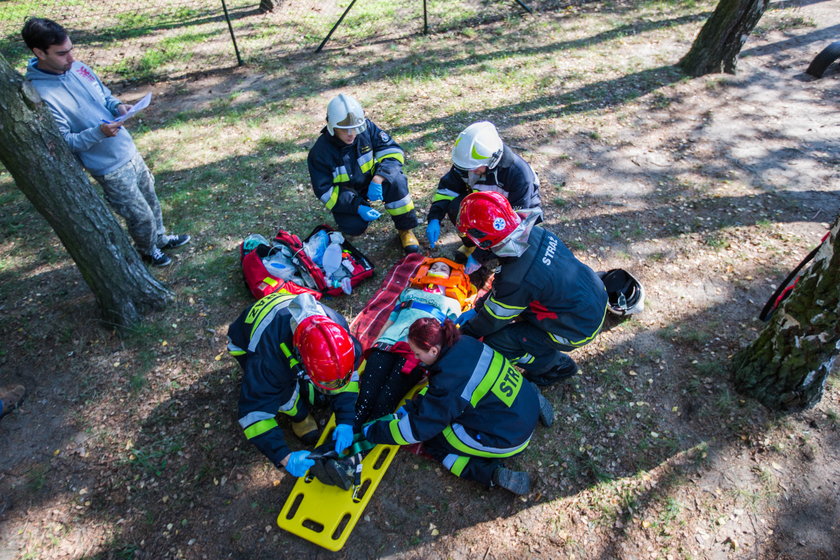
xmin=393 ymin=300 xmax=447 ymax=324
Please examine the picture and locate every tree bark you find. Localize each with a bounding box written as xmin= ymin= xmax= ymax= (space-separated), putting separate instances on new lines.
xmin=679 ymin=0 xmax=769 ymax=76
xmin=0 ymin=54 xmax=172 ymax=328
xmin=732 ymin=215 xmax=840 ymax=412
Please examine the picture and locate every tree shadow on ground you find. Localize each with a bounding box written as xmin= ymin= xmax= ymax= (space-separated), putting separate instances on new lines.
xmin=2 ymin=1 xmax=838 ymax=556
xmin=4 ymin=243 xmax=835 ymax=558
xmin=143 ymin=8 xmax=698 ymax=127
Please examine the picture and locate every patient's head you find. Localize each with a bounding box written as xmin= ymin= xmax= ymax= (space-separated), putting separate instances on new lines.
xmin=427 ymin=261 xmax=451 ymax=278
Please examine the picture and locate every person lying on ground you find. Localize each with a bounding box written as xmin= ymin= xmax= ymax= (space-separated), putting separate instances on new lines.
xmin=353 ymin=260 xmax=464 ymax=430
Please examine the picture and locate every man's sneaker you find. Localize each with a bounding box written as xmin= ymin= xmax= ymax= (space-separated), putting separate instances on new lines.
xmin=529 ymin=354 xmax=579 ymax=387
xmin=492 ymin=466 xmax=531 ymax=495
xmin=143 ymin=247 xmax=172 ymax=267
xmin=536 ymin=391 xmax=555 ymax=427
xmin=160 ymin=234 xmax=191 ymax=250
xmin=0 ymin=384 xmax=26 ymax=418
xmin=398 ymin=230 xmax=420 ymax=254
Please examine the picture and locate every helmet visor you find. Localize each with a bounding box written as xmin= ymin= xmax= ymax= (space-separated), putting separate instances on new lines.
xmin=312 ymin=372 xmax=352 ymax=392
xmin=334 ymin=124 xmax=366 ymax=135
xmin=334 ymin=111 xmax=366 ymax=135
xmin=488 ymin=211 xmax=541 ymax=257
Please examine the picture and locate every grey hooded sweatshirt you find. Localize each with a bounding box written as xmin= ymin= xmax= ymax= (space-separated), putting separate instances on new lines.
xmin=25 ymin=58 xmax=138 ymax=176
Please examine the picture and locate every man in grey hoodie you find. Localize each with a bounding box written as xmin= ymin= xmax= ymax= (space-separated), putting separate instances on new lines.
xmin=21 ymin=17 xmax=189 ymax=267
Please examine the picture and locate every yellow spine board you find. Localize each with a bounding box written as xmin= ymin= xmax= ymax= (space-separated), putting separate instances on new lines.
xmin=277 ymin=383 xmax=425 ymax=551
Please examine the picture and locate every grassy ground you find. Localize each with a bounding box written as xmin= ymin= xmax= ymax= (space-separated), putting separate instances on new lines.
xmin=1 ymin=0 xmax=839 ymax=558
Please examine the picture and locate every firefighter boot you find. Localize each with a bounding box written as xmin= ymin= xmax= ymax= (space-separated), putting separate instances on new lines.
xmin=398 ymin=230 xmax=420 ymax=254
xmin=536 ymin=391 xmax=555 ymax=427
xmin=529 ymin=353 xmax=579 ymax=387
xmin=454 ymin=243 xmax=475 ymax=264
xmin=291 ymin=414 xmax=319 ymax=445
xmin=492 ymin=466 xmax=531 ymax=495
xmin=0 ymin=384 xmax=25 ymax=418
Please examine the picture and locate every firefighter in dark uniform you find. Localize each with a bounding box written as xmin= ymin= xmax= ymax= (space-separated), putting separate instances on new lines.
xmin=227 ymin=292 xmax=361 ymax=478
xmin=307 ymin=93 xmax=420 ymax=254
xmin=363 ymin=317 xmax=554 ymax=495
xmin=456 ymin=191 xmax=608 ymax=386
xmin=425 ymin=121 xmax=542 ymax=270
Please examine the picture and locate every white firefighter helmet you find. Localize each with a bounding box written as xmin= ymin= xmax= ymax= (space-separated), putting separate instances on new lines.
xmin=326 ymin=93 xmax=367 ymax=136
xmin=451 ymin=121 xmax=503 ymax=171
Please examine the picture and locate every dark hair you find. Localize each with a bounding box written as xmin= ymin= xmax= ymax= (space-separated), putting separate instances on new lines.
xmin=21 ymin=18 xmax=67 ymax=52
xmin=407 ymin=318 xmax=461 ymax=352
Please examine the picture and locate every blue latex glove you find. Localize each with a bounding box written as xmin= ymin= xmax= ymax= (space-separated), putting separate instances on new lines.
xmin=332 ymin=424 xmax=354 ymax=454
xmin=426 ymin=219 xmax=441 ymax=249
xmin=357 ymin=205 xmax=382 ymax=222
xmin=464 ymin=254 xmax=481 ymax=274
xmin=284 ymin=450 xmax=314 ymax=477
xmin=455 ymin=309 xmax=477 ymax=327
xmin=367 ymin=181 xmax=383 ymax=201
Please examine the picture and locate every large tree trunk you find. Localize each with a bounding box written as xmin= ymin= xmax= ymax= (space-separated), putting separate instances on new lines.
xmin=679 ymin=0 xmax=769 ymax=76
xmin=732 ymin=215 xmax=840 ymax=412
xmin=0 ymin=54 xmax=172 ymax=328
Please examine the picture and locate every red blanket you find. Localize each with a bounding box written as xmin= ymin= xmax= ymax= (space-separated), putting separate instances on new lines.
xmin=350 ymin=252 xmax=425 ymax=350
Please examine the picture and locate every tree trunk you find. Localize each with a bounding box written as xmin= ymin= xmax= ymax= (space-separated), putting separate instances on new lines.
xmin=679 ymin=0 xmax=769 ymax=76
xmin=732 ymin=215 xmax=840 ymax=412
xmin=0 ymin=54 xmax=172 ymax=328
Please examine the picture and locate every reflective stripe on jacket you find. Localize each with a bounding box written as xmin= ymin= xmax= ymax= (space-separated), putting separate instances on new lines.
xmin=463 ymin=226 xmax=608 ymax=347
xmin=365 ymin=336 xmax=539 ymax=458
xmin=307 ymin=119 xmax=405 ymax=214
xmin=428 ymin=144 xmax=541 ymax=222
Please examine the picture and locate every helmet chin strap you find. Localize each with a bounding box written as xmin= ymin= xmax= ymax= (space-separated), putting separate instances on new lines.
xmin=488 ymin=147 xmax=503 ymax=169
xmin=491 ymin=211 xmax=540 ymax=258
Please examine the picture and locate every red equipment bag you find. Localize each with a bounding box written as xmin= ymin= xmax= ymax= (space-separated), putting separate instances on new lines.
xmin=240 ymin=237 xmax=322 ymax=300
xmin=300 ymin=225 xmax=375 ymax=297
xmin=239 ymin=225 xmax=374 ymax=300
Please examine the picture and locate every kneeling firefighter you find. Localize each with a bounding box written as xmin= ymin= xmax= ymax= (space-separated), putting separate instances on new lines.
xmin=362 ymin=317 xmax=554 ymax=495
xmin=307 ymin=93 xmax=420 ymax=254
xmin=456 ymin=191 xmax=608 ymax=386
xmin=227 ymin=292 xmax=361 ymax=477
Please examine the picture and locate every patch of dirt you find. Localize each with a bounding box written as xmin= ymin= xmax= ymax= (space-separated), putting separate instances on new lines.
xmin=1 ymin=2 xmax=839 ymax=559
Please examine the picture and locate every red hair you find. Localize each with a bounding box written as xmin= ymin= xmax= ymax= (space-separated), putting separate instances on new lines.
xmin=407 ymin=318 xmax=461 ymax=352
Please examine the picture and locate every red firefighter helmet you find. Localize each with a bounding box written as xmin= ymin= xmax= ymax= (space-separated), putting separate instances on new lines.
xmin=293 ymin=315 xmax=355 ymax=391
xmin=457 ymin=191 xmax=521 ymax=249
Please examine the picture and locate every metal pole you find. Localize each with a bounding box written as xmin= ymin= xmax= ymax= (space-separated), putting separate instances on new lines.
xmin=316 ymin=0 xmax=359 ymax=53
xmin=423 ymin=0 xmax=428 ymax=34
xmin=514 ymin=0 xmax=533 ymax=14
xmin=220 ymin=0 xmax=243 ymax=66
